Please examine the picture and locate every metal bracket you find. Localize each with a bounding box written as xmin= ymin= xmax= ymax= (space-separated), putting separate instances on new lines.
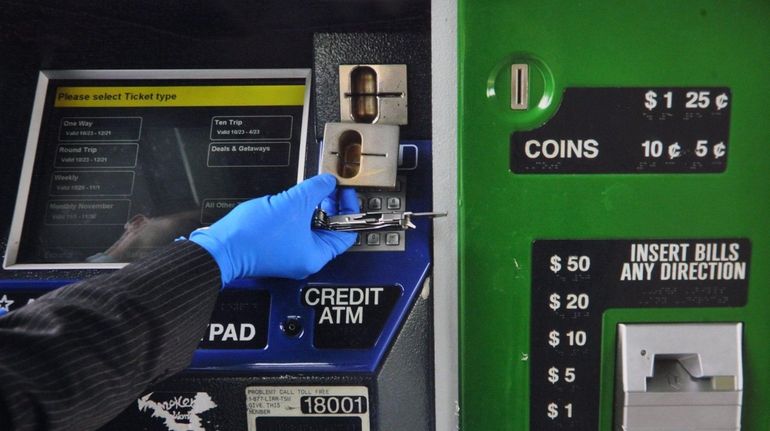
xmin=321 ymin=122 xmax=400 ymax=188
xmin=339 ymin=64 xmax=407 ymax=125
xmin=312 ymin=209 xmax=446 ymax=232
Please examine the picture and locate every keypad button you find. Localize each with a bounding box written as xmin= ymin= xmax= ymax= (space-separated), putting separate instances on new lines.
xmin=366 ymin=233 xmax=381 ymax=246
xmin=368 ymin=197 xmax=382 ymax=210
xmin=386 ymin=197 xmax=401 ymax=210
xmin=385 ymin=232 xmax=400 ymax=246
xmin=354 ymin=233 xmax=362 ymax=246
xmin=357 ymin=197 xmax=365 ymax=211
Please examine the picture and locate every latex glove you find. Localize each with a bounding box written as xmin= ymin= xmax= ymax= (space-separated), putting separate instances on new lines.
xmin=190 ymin=174 xmax=358 ymax=284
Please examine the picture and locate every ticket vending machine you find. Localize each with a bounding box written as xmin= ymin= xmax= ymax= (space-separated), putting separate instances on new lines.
xmin=455 ymin=1 xmax=769 ymax=431
xmin=4 ymin=2 xmax=769 ymax=431
xmin=0 ymin=2 xmax=436 ymax=430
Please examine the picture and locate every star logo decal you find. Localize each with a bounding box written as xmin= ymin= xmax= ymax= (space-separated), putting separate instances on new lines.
xmin=0 ymin=294 xmax=14 ymax=312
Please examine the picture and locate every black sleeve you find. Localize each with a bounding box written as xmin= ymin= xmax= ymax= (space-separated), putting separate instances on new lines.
xmin=0 ymin=240 xmax=221 ymax=431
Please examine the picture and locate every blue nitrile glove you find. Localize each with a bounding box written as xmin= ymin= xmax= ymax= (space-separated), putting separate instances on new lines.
xmin=190 ymin=174 xmax=358 ymax=285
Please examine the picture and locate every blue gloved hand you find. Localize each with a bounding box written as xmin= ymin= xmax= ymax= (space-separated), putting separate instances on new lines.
xmin=190 ymin=174 xmax=358 ymax=284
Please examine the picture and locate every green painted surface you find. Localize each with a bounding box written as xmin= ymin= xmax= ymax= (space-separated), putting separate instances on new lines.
xmin=457 ymin=1 xmax=770 ymax=430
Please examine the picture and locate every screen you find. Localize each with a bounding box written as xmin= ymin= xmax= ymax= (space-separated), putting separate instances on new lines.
xmin=6 ymin=70 xmax=310 ymax=268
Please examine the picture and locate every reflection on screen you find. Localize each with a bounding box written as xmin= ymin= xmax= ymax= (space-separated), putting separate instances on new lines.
xmin=10 ymin=73 xmax=308 ymax=266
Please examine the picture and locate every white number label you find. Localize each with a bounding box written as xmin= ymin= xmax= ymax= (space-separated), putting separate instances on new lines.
xmin=565 ymin=293 xmax=589 ymax=310
xmin=662 ymin=91 xmax=673 ymax=108
xmin=548 ymin=402 xmax=575 ymax=420
xmin=695 ymin=140 xmax=709 ymax=157
xmin=566 ymin=330 xmax=587 ymax=346
xmin=564 ymin=367 xmax=576 ymax=383
xmin=549 ymin=366 xmax=577 ymax=384
xmin=685 ymin=91 xmax=711 ymax=108
xmin=642 ymin=140 xmax=663 ymax=158
xmin=566 ymin=256 xmax=591 ymax=272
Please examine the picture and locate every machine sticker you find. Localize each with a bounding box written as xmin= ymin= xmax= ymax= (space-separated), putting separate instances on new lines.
xmin=302 ymin=285 xmax=402 ymax=348
xmin=0 ymin=291 xmax=43 ymax=313
xmin=529 ymin=239 xmax=750 ymax=431
xmin=511 ymin=87 xmax=731 ymax=173
xmin=199 ymin=290 xmax=270 ymax=350
xmin=0 ymin=294 xmax=15 ymax=312
xmin=245 ymin=386 xmax=370 ymax=431
xmin=136 ymin=392 xmax=220 ymax=431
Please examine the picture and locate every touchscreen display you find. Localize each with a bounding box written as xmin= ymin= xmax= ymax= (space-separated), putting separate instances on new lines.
xmin=6 ymin=70 xmax=310 ymax=268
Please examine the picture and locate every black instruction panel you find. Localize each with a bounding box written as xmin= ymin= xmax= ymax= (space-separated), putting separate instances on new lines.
xmin=302 ymin=285 xmax=402 ymax=349
xmin=511 ymin=87 xmax=731 ymax=173
xmin=529 ymin=239 xmax=750 ymax=431
xmin=199 ymin=290 xmax=270 ymax=350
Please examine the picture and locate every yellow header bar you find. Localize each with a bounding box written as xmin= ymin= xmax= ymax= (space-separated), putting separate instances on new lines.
xmin=54 ymin=85 xmax=306 ymax=108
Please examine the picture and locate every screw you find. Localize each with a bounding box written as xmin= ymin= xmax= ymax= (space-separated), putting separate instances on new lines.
xmin=281 ymin=317 xmax=303 ymax=337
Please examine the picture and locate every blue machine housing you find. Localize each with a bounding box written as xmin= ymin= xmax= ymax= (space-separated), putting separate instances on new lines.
xmin=0 ymin=140 xmax=433 ymax=374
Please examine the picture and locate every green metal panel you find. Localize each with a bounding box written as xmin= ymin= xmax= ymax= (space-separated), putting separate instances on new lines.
xmin=458 ymin=1 xmax=770 ymax=430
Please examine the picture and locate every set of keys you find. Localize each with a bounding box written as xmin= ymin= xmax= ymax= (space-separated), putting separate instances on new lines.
xmin=312 ymin=208 xmax=446 ymax=232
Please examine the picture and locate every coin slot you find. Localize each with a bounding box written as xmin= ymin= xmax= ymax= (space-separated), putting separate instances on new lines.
xmin=337 ymin=130 xmax=363 ymax=178
xmin=485 ymin=55 xmax=556 ymax=124
xmin=350 ymin=66 xmax=379 ymax=123
xmin=511 ymin=63 xmax=529 ymax=110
